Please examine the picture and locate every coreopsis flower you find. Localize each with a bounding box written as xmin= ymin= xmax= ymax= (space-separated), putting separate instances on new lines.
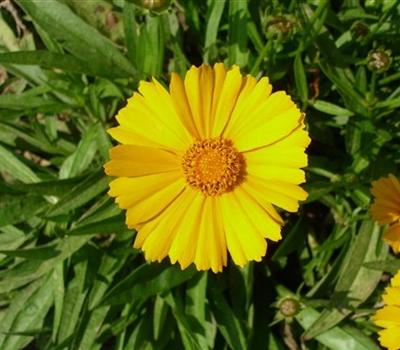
xmin=104 ymin=63 xmax=310 ymax=272
xmin=370 ymin=174 xmax=400 ymax=253
xmin=371 ymin=270 xmax=400 ymax=350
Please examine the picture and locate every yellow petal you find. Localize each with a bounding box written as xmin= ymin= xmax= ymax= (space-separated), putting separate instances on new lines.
xmin=211 ymin=64 xmax=244 ymax=137
xmin=183 ymin=65 xmax=210 ymax=138
xmin=370 ymin=202 xmax=400 ymax=225
xmin=168 ymin=189 xmax=206 ymax=269
xmin=391 ymin=270 xmax=400 ymax=287
xmin=244 ymin=142 xmax=309 ymax=169
xmin=371 ymin=175 xmax=400 ymax=211
xmin=108 ymin=171 xmax=182 ymax=209
xmin=193 ymin=196 xmax=227 ymax=273
xmin=124 ymin=178 xmax=186 ymax=228
xmin=243 ymin=176 xmax=307 ymax=212
xmin=377 ymin=326 xmax=400 ymax=350
xmin=388 ymin=173 xmax=400 ymax=197
xmin=246 ymin=163 xmax=306 ymax=185
xmin=136 ymin=188 xmax=198 ymax=262
xmin=108 ymin=126 xmax=167 ymax=149
xmin=220 ymin=191 xmax=268 ymax=267
xmin=234 ymin=108 xmax=304 ymax=152
xmin=226 ymin=90 xmax=302 ymax=150
xmin=114 ymin=84 xmax=191 ymax=151
xmin=383 ymin=223 xmax=400 ymax=254
xmin=234 ymin=187 xmax=283 ymax=241
xmin=373 ymin=305 xmax=400 ymax=328
xmin=170 ymin=72 xmax=200 ymax=138
xmin=223 ymin=76 xmax=272 ymax=137
xmin=138 ymin=79 xmax=192 ymax=146
xmin=383 ymin=285 xmax=400 ymax=306
xmin=104 ymin=145 xmax=181 ymax=177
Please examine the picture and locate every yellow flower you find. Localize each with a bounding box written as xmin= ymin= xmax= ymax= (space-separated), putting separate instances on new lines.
xmin=104 ymin=63 xmax=310 ymax=273
xmin=370 ymin=174 xmax=400 ymax=253
xmin=372 ymin=270 xmax=400 ymax=350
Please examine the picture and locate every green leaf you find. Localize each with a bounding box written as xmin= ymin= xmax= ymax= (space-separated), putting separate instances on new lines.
xmin=294 ymin=53 xmax=308 ymax=104
xmin=0 ymin=195 xmax=49 ymax=227
xmin=101 ymin=262 xmax=197 ymax=306
xmin=137 ymin=16 xmax=164 ymax=77
xmin=184 ymin=273 xmax=212 ymax=349
xmin=57 ymin=258 xmax=89 ymax=345
xmin=0 ymin=244 xmax=60 ymax=260
xmin=46 ymin=169 xmax=110 ymax=217
xmin=0 ymin=93 xmax=69 ymax=112
xmin=228 ymin=0 xmax=248 ymax=67
xmin=363 ymin=259 xmax=400 ymax=274
xmin=0 ymin=272 xmax=54 ymax=350
xmin=272 ymin=215 xmax=310 ymax=260
xmin=312 ymin=100 xmax=355 ymax=117
xmin=75 ymin=305 xmax=111 ymax=350
xmin=68 ymin=214 xmax=125 ymax=236
xmin=52 ymin=263 xmax=65 ymax=343
xmin=209 ymin=289 xmax=247 ymax=350
xmin=318 ymin=59 xmax=368 ymax=115
xmin=7 ymin=175 xmax=87 ymax=197
xmin=0 ymin=235 xmax=92 ymax=293
xmin=302 ymin=220 xmax=388 ymax=340
xmin=59 ymin=124 xmax=99 ymax=179
xmin=163 ymin=290 xmax=206 ymax=350
xmin=15 ymin=0 xmax=136 ymax=79
xmin=204 ymin=0 xmax=226 ymax=63
xmin=0 ymin=226 xmax=27 ymax=262
xmin=296 ymin=307 xmax=380 ymax=350
xmin=0 ymin=51 xmax=117 ymax=78
xmin=0 ymin=144 xmax=41 ymax=184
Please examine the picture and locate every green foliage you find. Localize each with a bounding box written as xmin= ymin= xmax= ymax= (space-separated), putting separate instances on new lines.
xmin=1 ymin=0 xmax=400 ymax=349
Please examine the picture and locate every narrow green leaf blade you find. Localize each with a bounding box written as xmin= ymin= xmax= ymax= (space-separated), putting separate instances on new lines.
xmin=15 ymin=0 xmax=136 ymax=79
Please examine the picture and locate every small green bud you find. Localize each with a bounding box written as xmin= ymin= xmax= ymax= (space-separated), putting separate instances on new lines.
xmin=350 ymin=21 xmax=370 ymax=41
xmin=367 ymin=47 xmax=392 ymax=73
xmin=265 ymin=15 xmax=294 ymax=41
xmin=278 ymin=297 xmax=301 ymax=317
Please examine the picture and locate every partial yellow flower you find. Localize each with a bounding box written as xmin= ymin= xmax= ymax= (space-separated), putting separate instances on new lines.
xmin=370 ymin=174 xmax=400 ymax=225
xmin=104 ymin=63 xmax=310 ymax=273
xmin=370 ymin=174 xmax=400 ymax=253
xmin=372 ymin=270 xmax=400 ymax=350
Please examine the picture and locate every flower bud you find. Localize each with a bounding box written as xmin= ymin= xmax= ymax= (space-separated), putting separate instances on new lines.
xmin=367 ymin=47 xmax=392 ymax=73
xmin=265 ymin=15 xmax=294 ymax=41
xmin=278 ymin=297 xmax=301 ymax=317
xmin=350 ymin=21 xmax=370 ymax=41
xmin=129 ymin=0 xmax=171 ymax=13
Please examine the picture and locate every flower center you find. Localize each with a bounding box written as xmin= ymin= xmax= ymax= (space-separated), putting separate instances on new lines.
xmin=182 ymin=137 xmax=245 ymax=196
